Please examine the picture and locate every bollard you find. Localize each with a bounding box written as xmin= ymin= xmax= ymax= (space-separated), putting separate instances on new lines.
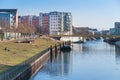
xmin=69 ymin=41 xmax=71 ymax=45
xmin=60 ymin=43 xmax=62 ymax=53
xmin=55 ymin=44 xmax=58 ymax=57
xmin=63 ymin=42 xmax=64 ymax=47
xmin=50 ymin=46 xmax=53 ymax=62
xmin=65 ymin=42 xmax=66 ymax=45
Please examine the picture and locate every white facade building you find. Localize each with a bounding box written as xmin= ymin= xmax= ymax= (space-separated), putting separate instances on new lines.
xmin=49 ymin=12 xmax=61 ymax=34
xmin=49 ymin=11 xmax=72 ymax=35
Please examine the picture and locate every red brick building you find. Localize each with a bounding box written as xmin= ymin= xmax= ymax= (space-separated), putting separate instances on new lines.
xmin=39 ymin=13 xmax=49 ymax=34
xmin=32 ymin=16 xmax=39 ymax=32
xmin=20 ymin=16 xmax=31 ymax=26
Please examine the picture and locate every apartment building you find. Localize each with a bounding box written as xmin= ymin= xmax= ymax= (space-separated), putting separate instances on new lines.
xmin=39 ymin=11 xmax=72 ymax=35
xmin=0 ymin=9 xmax=18 ymax=28
xmin=39 ymin=13 xmax=49 ymax=34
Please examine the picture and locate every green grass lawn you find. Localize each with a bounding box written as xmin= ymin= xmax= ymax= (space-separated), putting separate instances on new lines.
xmin=0 ymin=38 xmax=59 ymax=73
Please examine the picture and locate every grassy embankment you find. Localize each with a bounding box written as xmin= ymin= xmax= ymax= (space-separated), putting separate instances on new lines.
xmin=0 ymin=38 xmax=60 ymax=73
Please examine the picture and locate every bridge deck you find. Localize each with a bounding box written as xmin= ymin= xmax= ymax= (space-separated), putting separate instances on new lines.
xmin=48 ymin=34 xmax=120 ymax=38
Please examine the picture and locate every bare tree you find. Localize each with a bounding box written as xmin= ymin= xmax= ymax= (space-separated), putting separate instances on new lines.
xmin=17 ymin=23 xmax=38 ymax=39
xmin=0 ymin=19 xmax=11 ymax=40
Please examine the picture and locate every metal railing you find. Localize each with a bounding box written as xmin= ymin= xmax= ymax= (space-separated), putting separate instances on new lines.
xmin=0 ymin=48 xmax=50 ymax=80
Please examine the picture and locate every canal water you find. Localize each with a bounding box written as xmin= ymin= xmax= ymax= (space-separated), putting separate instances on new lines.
xmin=30 ymin=40 xmax=120 ymax=80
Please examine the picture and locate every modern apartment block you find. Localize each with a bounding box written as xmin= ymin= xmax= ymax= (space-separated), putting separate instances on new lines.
xmin=62 ymin=12 xmax=72 ymax=35
xmin=0 ymin=13 xmax=12 ymax=27
xmin=49 ymin=12 xmax=61 ymax=34
xmin=49 ymin=11 xmax=72 ymax=35
xmin=39 ymin=13 xmax=49 ymax=34
xmin=0 ymin=9 xmax=18 ymax=28
xmin=39 ymin=11 xmax=72 ymax=35
xmin=115 ymin=22 xmax=120 ymax=35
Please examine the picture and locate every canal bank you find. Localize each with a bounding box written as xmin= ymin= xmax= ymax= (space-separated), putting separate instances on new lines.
xmin=0 ymin=38 xmax=60 ymax=73
xmin=0 ymin=40 xmax=71 ymax=80
xmin=0 ymin=38 xmax=59 ymax=80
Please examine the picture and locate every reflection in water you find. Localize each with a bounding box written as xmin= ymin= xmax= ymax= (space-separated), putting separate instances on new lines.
xmin=49 ymin=51 xmax=72 ymax=76
xmin=115 ymin=46 xmax=120 ymax=64
xmin=30 ymin=51 xmax=72 ymax=80
xmin=30 ymin=40 xmax=120 ymax=80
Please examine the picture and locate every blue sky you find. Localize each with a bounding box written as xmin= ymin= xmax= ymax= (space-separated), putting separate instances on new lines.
xmin=1 ymin=0 xmax=120 ymax=30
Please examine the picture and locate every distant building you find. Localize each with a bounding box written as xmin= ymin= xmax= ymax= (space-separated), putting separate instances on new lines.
xmin=39 ymin=13 xmax=49 ymax=34
xmin=101 ymin=30 xmax=110 ymax=35
xmin=109 ymin=28 xmax=115 ymax=35
xmin=88 ymin=28 xmax=99 ymax=35
xmin=73 ymin=27 xmax=91 ymax=35
xmin=73 ymin=27 xmax=100 ymax=35
xmin=115 ymin=22 xmax=120 ymax=35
